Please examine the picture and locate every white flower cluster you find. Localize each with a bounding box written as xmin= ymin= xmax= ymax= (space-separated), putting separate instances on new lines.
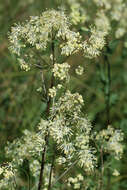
xmin=64 ymin=0 xmax=110 ymax=58
xmin=0 ymin=119 xmax=50 ymax=188
xmin=75 ymin=134 xmax=96 ymax=172
xmin=52 ymin=62 xmax=70 ymax=80
xmin=50 ymin=90 xmax=84 ymax=118
xmin=9 ymin=10 xmax=69 ymax=52
xmin=17 ymin=58 xmax=30 ymax=71
xmin=49 ymin=91 xmax=95 ymax=172
xmin=49 ymin=86 xmax=57 ymax=98
xmin=56 ymin=156 xmax=67 ymax=165
xmin=4 ymin=119 xmax=49 ymax=174
xmin=110 ymin=0 xmax=124 ymax=21
xmin=58 ymin=29 xmax=82 ymax=56
xmin=64 ymin=0 xmax=127 ymax=59
xmin=70 ymin=3 xmax=86 ymax=25
xmin=67 ymin=174 xmax=84 ymax=189
xmin=114 ymin=5 xmax=127 ymax=39
xmin=0 ymin=163 xmax=15 ymax=189
xmin=5 ymin=129 xmax=46 ymax=167
xmin=48 ymin=84 xmax=62 ymax=98
xmin=96 ymin=125 xmax=124 ymax=160
xmin=9 ymin=7 xmax=114 ymax=74
xmin=93 ymin=0 xmax=111 ymax=10
xmin=78 ymin=147 xmax=97 ymax=172
xmin=93 ymin=0 xmax=127 ymax=39
xmin=66 ymin=0 xmax=88 ymax=25
xmin=29 ymin=159 xmax=40 ymax=177
xmin=115 ymin=28 xmax=126 ymax=39
xmin=9 ymin=10 xmax=82 ymax=71
xmin=82 ymin=12 xmax=110 ymax=58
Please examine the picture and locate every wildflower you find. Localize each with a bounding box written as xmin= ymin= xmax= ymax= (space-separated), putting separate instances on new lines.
xmin=112 ymin=169 xmax=120 ymax=176
xmin=75 ymin=66 xmax=84 ymax=75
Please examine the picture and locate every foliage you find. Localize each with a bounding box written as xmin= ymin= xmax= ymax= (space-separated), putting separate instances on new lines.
xmin=0 ymin=0 xmax=127 ymax=190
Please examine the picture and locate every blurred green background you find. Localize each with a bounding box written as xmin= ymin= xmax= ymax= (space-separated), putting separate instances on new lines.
xmin=0 ymin=0 xmax=127 ymax=189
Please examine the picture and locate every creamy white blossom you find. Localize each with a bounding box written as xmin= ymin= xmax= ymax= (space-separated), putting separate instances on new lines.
xmin=96 ymin=125 xmax=124 ymax=160
xmin=112 ymin=169 xmax=120 ymax=176
xmin=75 ymin=66 xmax=84 ymax=75
xmin=52 ymin=62 xmax=70 ymax=80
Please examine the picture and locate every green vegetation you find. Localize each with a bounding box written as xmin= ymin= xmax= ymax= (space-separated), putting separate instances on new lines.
xmin=0 ymin=0 xmax=127 ymax=189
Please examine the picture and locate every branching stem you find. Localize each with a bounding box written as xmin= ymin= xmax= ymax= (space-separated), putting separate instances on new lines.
xmin=105 ymin=50 xmax=111 ymax=190
xmin=37 ymin=31 xmax=55 ymax=190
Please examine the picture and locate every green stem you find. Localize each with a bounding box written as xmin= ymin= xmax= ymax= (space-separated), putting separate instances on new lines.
xmin=99 ymin=147 xmax=104 ymax=190
xmin=105 ymin=53 xmax=111 ymax=125
xmin=104 ymin=51 xmax=111 ymax=190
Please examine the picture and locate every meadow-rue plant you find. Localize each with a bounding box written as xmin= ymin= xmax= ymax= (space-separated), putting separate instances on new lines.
xmin=0 ymin=3 xmax=124 ymax=189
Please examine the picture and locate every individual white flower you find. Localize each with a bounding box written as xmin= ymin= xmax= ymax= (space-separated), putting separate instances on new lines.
xmin=74 ymin=183 xmax=80 ymax=189
xmin=57 ymin=157 xmax=66 ymax=164
xmin=77 ymin=174 xmax=84 ymax=181
xmin=75 ymin=66 xmax=84 ymax=75
xmin=57 ymin=84 xmax=63 ymax=89
xmin=112 ymin=169 xmax=120 ymax=176
xmin=0 ymin=167 xmax=3 ymax=175
xmin=50 ymin=54 xmax=53 ymax=60
xmin=36 ymin=87 xmax=42 ymax=92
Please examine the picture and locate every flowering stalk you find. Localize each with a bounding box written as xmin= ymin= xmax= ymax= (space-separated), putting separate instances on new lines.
xmin=48 ymin=147 xmax=55 ymax=190
xmin=38 ymin=33 xmax=55 ymax=190
xmin=97 ymin=45 xmax=112 ymax=189
xmin=104 ymin=48 xmax=112 ymax=190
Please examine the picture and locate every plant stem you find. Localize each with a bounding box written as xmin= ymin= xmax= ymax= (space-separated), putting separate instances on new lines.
xmin=48 ymin=153 xmax=55 ymax=190
xmin=37 ymin=33 xmax=55 ymax=190
xmin=105 ymin=53 xmax=111 ymax=125
xmin=105 ymin=53 xmax=111 ymax=190
xmin=99 ymin=147 xmax=104 ymax=190
xmin=38 ymin=134 xmax=49 ymax=190
xmin=47 ymin=33 xmax=56 ymax=190
xmin=97 ymin=49 xmax=111 ymax=190
xmin=104 ymin=49 xmax=111 ymax=190
xmin=13 ymin=175 xmax=18 ymax=189
xmin=51 ymin=160 xmax=78 ymax=188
